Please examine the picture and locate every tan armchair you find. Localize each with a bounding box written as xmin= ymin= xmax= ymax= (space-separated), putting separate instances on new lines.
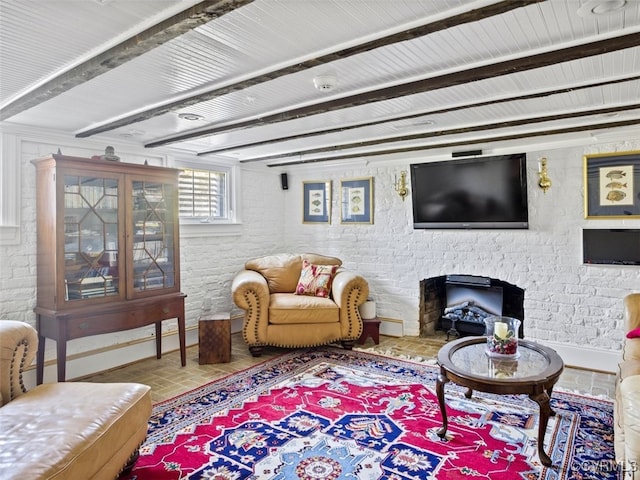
xmin=232 ymin=253 xmax=369 ymax=356
xmin=615 ymin=293 xmax=640 ymax=477
xmin=0 ymin=320 xmax=152 ymax=479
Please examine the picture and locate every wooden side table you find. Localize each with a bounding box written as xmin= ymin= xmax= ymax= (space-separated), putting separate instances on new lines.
xmin=199 ymin=312 xmax=231 ymax=364
xmin=358 ymin=317 xmax=381 ymax=345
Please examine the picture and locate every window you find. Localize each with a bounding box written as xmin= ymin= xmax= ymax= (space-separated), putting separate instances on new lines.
xmin=174 ymin=158 xmax=240 ymax=235
xmin=179 ymin=167 xmax=229 ymax=221
xmin=0 ymin=133 xmax=20 ymax=245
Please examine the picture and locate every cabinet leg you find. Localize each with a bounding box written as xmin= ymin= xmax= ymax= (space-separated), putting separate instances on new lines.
xmin=56 ymin=339 xmax=67 ymax=382
xmin=36 ymin=335 xmax=45 ymax=385
xmin=178 ymin=315 xmax=186 ymax=367
xmin=155 ymin=322 xmax=162 ymax=359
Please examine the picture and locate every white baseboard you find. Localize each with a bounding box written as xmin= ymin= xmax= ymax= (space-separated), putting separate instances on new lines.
xmin=23 ymin=321 xmax=619 ymax=389
xmin=25 ymin=328 xmax=200 ymax=388
xmin=378 ymin=319 xmax=620 ymax=374
xmin=26 ymin=318 xmax=248 ymax=387
xmin=379 ymin=317 xmax=403 ymax=337
xmin=377 ymin=321 xmax=619 ymax=374
xmin=541 ymin=340 xmax=620 ymax=374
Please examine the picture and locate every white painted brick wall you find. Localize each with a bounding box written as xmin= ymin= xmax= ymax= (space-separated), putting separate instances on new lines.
xmin=282 ymin=144 xmax=640 ymax=353
xmin=1 ymin=128 xmax=639 ymax=368
xmin=180 ymin=165 xmax=285 ymax=326
xmin=0 ymin=131 xmax=287 ymax=360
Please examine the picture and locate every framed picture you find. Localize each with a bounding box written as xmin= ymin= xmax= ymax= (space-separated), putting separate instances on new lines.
xmin=341 ymin=177 xmax=373 ymax=224
xmin=584 ymin=151 xmax=640 ymax=219
xmin=302 ymin=181 xmax=331 ymax=223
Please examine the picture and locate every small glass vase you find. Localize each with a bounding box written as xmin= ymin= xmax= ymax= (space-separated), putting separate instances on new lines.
xmin=484 ymin=315 xmax=521 ymax=359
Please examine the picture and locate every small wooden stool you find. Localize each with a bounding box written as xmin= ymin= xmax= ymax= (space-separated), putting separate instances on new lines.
xmin=358 ymin=317 xmax=381 ymax=345
xmin=199 ymin=312 xmax=231 ymax=364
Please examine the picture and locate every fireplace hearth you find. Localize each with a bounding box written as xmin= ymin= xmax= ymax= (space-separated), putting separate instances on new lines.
xmin=420 ymin=274 xmax=524 ymax=339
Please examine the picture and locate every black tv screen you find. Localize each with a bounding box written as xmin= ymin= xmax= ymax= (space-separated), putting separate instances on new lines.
xmin=410 ymin=154 xmax=529 ymax=229
xmin=583 ymin=229 xmax=640 ymax=265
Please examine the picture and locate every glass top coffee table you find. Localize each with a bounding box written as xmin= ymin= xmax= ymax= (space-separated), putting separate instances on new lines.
xmin=436 ymin=336 xmax=564 ymax=466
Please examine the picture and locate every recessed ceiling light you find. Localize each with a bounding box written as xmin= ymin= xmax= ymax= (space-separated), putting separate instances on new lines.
xmin=577 ymin=0 xmax=627 ymax=16
xmin=313 ymin=75 xmax=338 ymax=91
xmin=178 ymin=112 xmax=204 ymax=121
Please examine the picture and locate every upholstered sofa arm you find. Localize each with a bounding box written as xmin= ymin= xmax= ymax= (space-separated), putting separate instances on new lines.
xmin=332 ymin=271 xmax=370 ymax=339
xmin=0 ymin=320 xmax=38 ymax=407
xmin=623 ymin=294 xmax=640 ymax=361
xmin=619 ymin=375 xmax=640 ymax=469
xmin=232 ymin=270 xmax=271 ymax=345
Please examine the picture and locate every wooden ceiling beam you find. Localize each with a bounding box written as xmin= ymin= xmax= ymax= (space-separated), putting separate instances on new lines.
xmin=145 ymin=31 xmax=640 ymax=148
xmin=240 ymin=103 xmax=640 ymax=162
xmin=75 ymin=0 xmax=541 ymax=138
xmin=198 ymin=75 xmax=640 ymax=156
xmin=264 ymin=118 xmax=640 ymax=167
xmin=0 ymin=0 xmax=253 ymax=121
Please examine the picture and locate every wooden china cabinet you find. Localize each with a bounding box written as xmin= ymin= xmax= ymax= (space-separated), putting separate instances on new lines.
xmin=32 ymin=154 xmax=186 ymax=383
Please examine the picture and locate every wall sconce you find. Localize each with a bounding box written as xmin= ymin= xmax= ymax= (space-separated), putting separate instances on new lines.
xmin=394 ymin=171 xmax=409 ymax=201
xmin=538 ymin=157 xmax=551 ymax=194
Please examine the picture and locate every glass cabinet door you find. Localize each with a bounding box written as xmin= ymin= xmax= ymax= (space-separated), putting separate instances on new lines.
xmin=131 ymin=179 xmax=177 ymax=293
xmin=63 ymin=174 xmax=120 ymax=301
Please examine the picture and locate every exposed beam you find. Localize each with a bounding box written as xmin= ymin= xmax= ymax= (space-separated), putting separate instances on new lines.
xmin=145 ymin=31 xmax=640 ymax=148
xmin=75 ymin=0 xmax=541 ymax=138
xmin=265 ymin=118 xmax=640 ymax=167
xmin=239 ymin=103 xmax=640 ymax=163
xmin=0 ymin=0 xmax=254 ymax=121
xmin=198 ymin=75 xmax=640 ymax=157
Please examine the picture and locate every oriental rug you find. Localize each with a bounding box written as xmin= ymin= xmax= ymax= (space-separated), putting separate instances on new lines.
xmin=122 ymin=347 xmax=619 ymax=480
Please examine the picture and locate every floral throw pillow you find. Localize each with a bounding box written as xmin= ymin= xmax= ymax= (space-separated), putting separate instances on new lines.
xmin=295 ymin=260 xmax=339 ymax=298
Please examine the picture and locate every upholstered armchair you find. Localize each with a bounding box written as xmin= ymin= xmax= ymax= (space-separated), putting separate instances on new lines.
xmin=232 ymin=253 xmax=369 ymax=356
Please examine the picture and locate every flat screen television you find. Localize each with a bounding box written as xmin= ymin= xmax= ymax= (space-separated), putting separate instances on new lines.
xmin=410 ymin=153 xmax=529 ymax=229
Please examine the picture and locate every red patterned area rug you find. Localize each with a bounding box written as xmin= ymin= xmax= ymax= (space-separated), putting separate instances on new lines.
xmin=122 ymin=347 xmax=619 ymax=480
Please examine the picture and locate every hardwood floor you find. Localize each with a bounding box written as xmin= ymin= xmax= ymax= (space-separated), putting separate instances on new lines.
xmin=80 ymin=332 xmax=616 ymax=404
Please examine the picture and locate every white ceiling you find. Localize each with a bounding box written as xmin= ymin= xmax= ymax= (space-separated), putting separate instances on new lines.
xmin=1 ymin=0 xmax=639 ymax=167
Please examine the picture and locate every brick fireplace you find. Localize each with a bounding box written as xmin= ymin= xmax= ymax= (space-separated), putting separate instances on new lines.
xmin=419 ymin=274 xmax=524 ymax=338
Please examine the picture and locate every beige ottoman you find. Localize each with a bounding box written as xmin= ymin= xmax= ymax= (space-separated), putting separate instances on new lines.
xmin=1 ymin=319 xmax=151 ymax=480
xmin=0 ymin=382 xmax=151 ymax=480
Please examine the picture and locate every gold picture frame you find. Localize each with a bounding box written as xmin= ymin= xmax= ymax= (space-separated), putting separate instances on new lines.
xmin=302 ymin=181 xmax=331 ymax=224
xmin=340 ymin=177 xmax=373 ymax=224
xmin=584 ymin=150 xmax=640 ymax=219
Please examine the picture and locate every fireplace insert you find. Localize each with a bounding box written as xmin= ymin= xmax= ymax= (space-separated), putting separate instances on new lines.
xmin=420 ymin=274 xmax=524 ymax=339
